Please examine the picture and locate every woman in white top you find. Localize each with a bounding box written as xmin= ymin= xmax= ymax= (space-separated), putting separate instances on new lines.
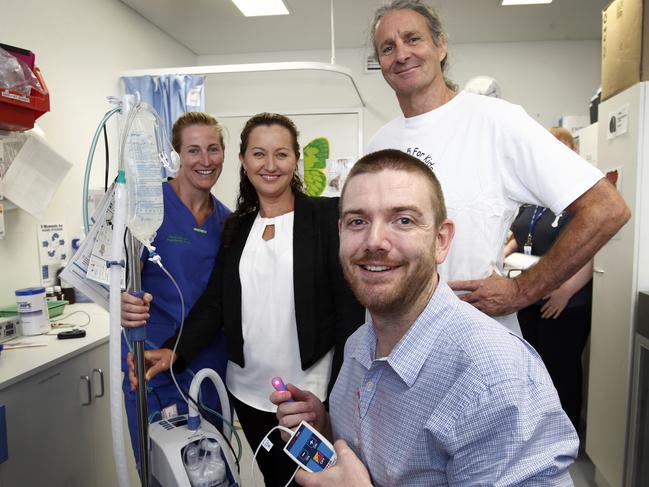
xmin=128 ymin=113 xmax=364 ymax=486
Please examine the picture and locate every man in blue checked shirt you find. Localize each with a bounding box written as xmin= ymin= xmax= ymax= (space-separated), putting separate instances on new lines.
xmin=271 ymin=149 xmax=578 ymax=487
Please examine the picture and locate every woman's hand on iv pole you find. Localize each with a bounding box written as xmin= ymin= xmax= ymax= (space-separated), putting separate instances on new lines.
xmin=121 ymin=292 xmax=153 ymax=327
xmin=270 ymin=383 xmax=331 ymax=442
xmin=127 ymin=348 xmax=177 ymax=391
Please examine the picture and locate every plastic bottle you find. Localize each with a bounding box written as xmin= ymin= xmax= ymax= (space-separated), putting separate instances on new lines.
xmin=200 ymin=439 xmax=228 ymax=487
xmin=53 ymin=285 xmax=63 ymax=300
xmin=183 ymin=444 xmax=203 ymax=486
xmin=45 ymin=287 xmax=56 ymax=301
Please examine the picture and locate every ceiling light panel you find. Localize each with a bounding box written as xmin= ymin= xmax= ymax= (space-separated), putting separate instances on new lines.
xmin=231 ymin=0 xmax=289 ymax=17
xmin=501 ymin=0 xmax=552 ymax=5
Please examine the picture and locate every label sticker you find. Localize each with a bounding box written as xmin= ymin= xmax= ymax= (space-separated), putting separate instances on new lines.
xmin=607 ymin=103 xmax=629 ymax=140
xmin=1 ymin=90 xmax=30 ymax=103
xmin=261 ymin=437 xmax=273 ymax=452
xmin=186 ymin=87 xmax=202 ymax=108
xmin=161 ymin=404 xmax=178 ymax=420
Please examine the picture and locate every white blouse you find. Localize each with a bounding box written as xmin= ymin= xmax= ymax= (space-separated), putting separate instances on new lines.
xmin=227 ymin=211 xmax=334 ymax=412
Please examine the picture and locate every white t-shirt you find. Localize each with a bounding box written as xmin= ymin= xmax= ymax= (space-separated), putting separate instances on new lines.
xmin=227 ymin=211 xmax=333 ymax=412
xmin=368 ymin=91 xmax=603 ymax=333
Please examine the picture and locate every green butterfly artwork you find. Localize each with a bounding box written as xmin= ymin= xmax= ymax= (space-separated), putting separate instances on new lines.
xmin=303 ymin=137 xmax=329 ymax=196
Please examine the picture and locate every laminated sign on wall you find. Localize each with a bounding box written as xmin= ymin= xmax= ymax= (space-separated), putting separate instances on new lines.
xmin=38 ymin=223 xmax=68 ymax=286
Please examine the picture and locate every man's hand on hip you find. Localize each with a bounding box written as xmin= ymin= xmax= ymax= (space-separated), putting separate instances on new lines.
xmin=449 ymin=271 xmax=522 ymax=316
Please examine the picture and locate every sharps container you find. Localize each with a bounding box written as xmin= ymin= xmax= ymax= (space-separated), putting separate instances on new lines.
xmin=15 ymin=287 xmax=49 ymax=335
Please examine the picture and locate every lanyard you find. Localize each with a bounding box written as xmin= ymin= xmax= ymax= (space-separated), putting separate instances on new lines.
xmin=524 ymin=206 xmax=546 ymax=253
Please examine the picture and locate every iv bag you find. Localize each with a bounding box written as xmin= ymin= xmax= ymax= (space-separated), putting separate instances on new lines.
xmin=123 ymin=107 xmax=164 ymax=250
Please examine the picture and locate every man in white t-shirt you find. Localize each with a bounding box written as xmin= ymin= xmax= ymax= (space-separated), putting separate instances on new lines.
xmin=367 ymin=0 xmax=630 ymax=332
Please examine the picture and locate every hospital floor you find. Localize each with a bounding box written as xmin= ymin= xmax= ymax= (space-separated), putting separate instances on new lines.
xmin=235 ymin=424 xmax=599 ymax=487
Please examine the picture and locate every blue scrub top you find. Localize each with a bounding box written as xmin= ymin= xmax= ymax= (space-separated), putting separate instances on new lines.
xmin=142 ymin=182 xmax=230 ymax=329
xmin=122 ymin=181 xmax=230 ymax=382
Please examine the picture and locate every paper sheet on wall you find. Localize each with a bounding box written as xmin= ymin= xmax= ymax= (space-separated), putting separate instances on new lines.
xmin=37 ymin=223 xmax=68 ymax=286
xmin=298 ymin=156 xmax=355 ymax=197
xmin=60 ymin=185 xmax=126 ymax=311
xmin=0 ymin=132 xmax=29 ymax=180
xmin=0 ymin=134 xmax=72 ymax=219
xmin=323 ymin=157 xmax=354 ymax=197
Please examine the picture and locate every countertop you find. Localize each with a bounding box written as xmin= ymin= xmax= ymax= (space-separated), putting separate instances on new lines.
xmin=0 ymin=303 xmax=110 ymax=391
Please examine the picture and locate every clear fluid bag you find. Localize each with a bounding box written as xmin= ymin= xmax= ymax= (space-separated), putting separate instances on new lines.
xmin=122 ymin=106 xmax=164 ymax=250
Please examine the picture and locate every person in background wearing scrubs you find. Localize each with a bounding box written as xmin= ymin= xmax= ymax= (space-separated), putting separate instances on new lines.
xmin=504 ymin=127 xmax=593 ymax=432
xmin=120 ymin=112 xmax=230 ymax=465
xmin=124 ymin=112 xmax=365 ymax=486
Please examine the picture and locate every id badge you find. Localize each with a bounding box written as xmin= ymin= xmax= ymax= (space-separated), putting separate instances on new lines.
xmin=523 ymin=244 xmax=532 ymax=256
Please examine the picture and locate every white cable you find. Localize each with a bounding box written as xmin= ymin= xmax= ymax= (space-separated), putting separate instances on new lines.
xmin=251 ymin=425 xmax=295 ymax=487
xmin=286 ymin=466 xmax=300 ymax=487
xmin=148 ymin=253 xmax=189 ymax=405
xmin=49 ymin=310 xmax=91 ymax=329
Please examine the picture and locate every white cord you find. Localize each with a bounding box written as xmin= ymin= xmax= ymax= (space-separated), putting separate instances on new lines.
xmin=49 ymin=309 xmax=91 ymax=327
xmin=148 ymin=253 xmax=188 ymax=405
xmin=47 ymin=309 xmax=92 ymax=334
xmin=251 ymin=425 xmax=295 ymax=487
xmin=286 ymin=466 xmax=300 ymax=486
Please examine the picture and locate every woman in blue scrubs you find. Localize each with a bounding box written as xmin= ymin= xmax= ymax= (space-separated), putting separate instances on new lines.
xmin=120 ymin=112 xmax=230 ymax=465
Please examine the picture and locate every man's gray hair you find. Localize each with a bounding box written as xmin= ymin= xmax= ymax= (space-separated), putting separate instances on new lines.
xmin=370 ymin=0 xmax=457 ymax=91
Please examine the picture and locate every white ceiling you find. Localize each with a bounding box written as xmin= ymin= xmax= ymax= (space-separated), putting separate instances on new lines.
xmin=120 ymin=0 xmax=609 ymax=56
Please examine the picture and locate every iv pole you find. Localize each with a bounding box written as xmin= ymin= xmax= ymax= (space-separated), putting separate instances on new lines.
xmin=126 ymin=231 xmax=150 ymax=487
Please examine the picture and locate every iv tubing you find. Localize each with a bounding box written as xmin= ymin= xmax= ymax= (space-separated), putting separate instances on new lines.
xmin=148 ymin=254 xmax=189 ymax=406
xmin=82 ymin=106 xmax=120 ymax=235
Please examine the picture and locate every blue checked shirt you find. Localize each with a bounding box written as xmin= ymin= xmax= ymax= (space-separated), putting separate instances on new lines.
xmin=330 ymin=283 xmax=578 ymax=486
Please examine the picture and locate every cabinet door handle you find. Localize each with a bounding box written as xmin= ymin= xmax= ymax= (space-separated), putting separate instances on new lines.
xmin=92 ymin=368 xmax=105 ymax=398
xmin=80 ymin=375 xmax=92 ymax=406
xmin=594 ymin=268 xmax=605 ymax=275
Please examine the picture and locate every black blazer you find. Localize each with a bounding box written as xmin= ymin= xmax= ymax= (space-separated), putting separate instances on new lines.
xmin=166 ymin=192 xmax=365 ymax=393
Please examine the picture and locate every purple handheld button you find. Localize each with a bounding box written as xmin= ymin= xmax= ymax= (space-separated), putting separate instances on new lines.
xmin=272 ymin=376 xmax=294 ymax=402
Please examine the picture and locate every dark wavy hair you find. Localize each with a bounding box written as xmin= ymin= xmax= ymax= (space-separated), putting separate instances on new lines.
xmin=223 ymin=113 xmax=304 ymax=246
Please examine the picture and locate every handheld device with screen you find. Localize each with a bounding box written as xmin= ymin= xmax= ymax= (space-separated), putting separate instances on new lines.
xmin=283 ymin=421 xmax=337 ymax=473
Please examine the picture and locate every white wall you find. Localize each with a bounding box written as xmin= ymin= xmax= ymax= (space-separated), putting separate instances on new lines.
xmin=452 ymin=40 xmax=601 ymax=126
xmin=198 ymin=39 xmax=601 ymax=209
xmin=0 ymin=0 xmax=196 ymax=302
